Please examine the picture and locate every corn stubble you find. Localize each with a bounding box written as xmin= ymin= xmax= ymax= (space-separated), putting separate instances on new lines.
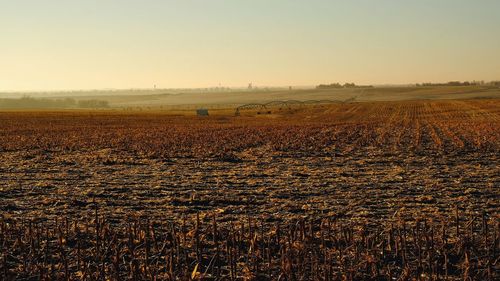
xmin=0 ymin=207 xmax=498 ymax=280
xmin=0 ymin=99 xmax=499 ymax=280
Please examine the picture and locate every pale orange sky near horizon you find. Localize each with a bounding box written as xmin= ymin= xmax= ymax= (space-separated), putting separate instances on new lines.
xmin=1 ymin=0 xmax=500 ymax=92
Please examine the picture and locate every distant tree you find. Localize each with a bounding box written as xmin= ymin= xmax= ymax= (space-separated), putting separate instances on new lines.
xmin=316 ymin=82 xmax=371 ymax=89
xmin=316 ymin=83 xmax=342 ymax=89
xmin=78 ymin=100 xmax=110 ymax=108
xmin=0 ymin=96 xmax=77 ymax=109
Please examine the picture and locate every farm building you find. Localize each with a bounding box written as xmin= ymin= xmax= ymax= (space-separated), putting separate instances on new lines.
xmin=196 ymin=109 xmax=209 ymax=116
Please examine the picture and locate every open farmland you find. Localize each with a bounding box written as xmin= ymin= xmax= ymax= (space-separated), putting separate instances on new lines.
xmin=0 ymin=99 xmax=499 ymax=280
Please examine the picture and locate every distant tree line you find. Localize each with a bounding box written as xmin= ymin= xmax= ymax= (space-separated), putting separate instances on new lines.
xmin=416 ymin=81 xmax=486 ymax=87
xmin=77 ymin=99 xmax=110 ymax=108
xmin=0 ymin=96 xmax=109 ymax=109
xmin=316 ymin=83 xmax=373 ymax=89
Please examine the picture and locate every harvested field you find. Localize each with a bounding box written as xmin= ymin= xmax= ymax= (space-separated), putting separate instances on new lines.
xmin=0 ymin=99 xmax=499 ymax=280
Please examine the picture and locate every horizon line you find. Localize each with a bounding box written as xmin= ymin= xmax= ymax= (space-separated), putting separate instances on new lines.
xmin=1 ymin=80 xmax=499 ymax=94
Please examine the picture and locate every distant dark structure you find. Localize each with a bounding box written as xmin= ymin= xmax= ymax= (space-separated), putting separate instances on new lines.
xmin=234 ymin=98 xmax=355 ymax=116
xmin=196 ymin=109 xmax=209 ymax=116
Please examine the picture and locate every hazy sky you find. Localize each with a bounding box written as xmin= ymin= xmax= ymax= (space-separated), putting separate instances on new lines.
xmin=1 ymin=0 xmax=500 ymax=91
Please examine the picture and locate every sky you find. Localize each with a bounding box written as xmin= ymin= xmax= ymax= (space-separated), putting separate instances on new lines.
xmin=1 ymin=0 xmax=500 ymax=92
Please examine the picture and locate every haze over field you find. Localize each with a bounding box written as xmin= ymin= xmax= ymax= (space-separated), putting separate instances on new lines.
xmin=1 ymin=0 xmax=500 ymax=93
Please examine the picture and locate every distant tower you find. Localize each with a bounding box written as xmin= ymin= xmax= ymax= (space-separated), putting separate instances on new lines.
xmin=248 ymin=83 xmax=253 ymax=90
